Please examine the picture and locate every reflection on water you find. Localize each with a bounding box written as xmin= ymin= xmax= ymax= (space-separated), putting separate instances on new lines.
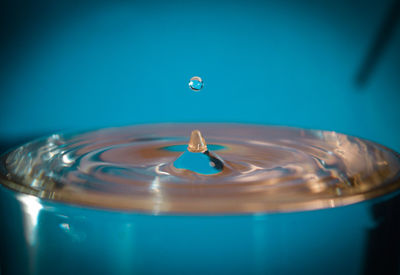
xmin=2 ymin=123 xmax=400 ymax=214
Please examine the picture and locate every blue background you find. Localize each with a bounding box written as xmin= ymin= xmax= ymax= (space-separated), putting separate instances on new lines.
xmin=0 ymin=0 xmax=399 ymax=151
xmin=1 ymin=2 xmax=400 ymax=273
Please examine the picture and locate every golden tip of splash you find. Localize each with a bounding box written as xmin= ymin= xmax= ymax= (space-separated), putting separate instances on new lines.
xmin=187 ymin=130 xmax=208 ymax=153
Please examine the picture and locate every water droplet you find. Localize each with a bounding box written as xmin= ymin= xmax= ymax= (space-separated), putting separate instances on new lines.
xmin=173 ymin=130 xmax=225 ymax=175
xmin=188 ymin=76 xmax=203 ymax=91
xmin=188 ymin=130 xmax=207 ymax=153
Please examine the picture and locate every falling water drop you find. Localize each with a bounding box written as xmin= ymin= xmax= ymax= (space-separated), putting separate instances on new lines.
xmin=188 ymin=76 xmax=204 ymax=91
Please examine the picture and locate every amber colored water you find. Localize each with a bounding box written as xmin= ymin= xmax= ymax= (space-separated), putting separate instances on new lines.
xmin=1 ymin=124 xmax=400 ymax=213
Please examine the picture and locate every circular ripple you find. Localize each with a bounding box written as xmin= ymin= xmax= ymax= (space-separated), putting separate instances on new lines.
xmin=1 ymin=124 xmax=400 ymax=213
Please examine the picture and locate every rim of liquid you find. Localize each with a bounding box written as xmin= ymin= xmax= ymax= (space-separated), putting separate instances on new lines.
xmin=1 ymin=123 xmax=400 ymax=214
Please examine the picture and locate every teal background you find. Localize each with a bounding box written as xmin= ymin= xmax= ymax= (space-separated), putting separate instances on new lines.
xmin=1 ymin=1 xmax=400 ymax=274
xmin=0 ymin=0 xmax=399 ymax=152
